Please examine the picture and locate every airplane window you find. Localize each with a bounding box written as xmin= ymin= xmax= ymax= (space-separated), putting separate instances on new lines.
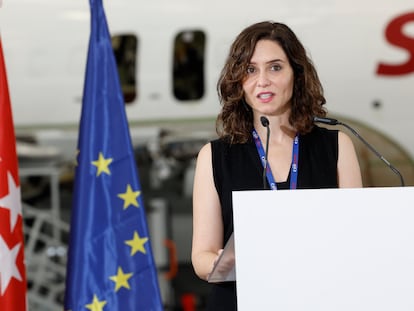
xmin=111 ymin=34 xmax=137 ymax=104
xmin=173 ymin=30 xmax=205 ymax=101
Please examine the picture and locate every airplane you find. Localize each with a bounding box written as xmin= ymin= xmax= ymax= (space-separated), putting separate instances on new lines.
xmin=1 ymin=0 xmax=414 ymax=309
xmin=1 ymin=0 xmax=413 ymax=166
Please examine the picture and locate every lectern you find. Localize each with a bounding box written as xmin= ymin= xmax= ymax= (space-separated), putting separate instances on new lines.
xmin=229 ymin=187 xmax=414 ymax=311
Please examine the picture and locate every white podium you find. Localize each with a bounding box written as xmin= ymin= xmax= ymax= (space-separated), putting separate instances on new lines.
xmin=232 ymin=187 xmax=414 ymax=311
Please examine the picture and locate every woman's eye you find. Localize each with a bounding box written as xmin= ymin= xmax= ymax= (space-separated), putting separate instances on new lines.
xmin=271 ymin=64 xmax=282 ymax=71
xmin=246 ymin=66 xmax=255 ymax=74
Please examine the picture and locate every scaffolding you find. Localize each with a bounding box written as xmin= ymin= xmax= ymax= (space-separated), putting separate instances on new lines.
xmin=20 ymin=165 xmax=68 ymax=310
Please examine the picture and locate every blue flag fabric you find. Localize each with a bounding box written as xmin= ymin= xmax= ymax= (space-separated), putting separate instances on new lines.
xmin=64 ymin=0 xmax=163 ymax=310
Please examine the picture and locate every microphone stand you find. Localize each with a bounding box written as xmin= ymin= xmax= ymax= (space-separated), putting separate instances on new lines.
xmin=314 ymin=116 xmax=405 ymax=187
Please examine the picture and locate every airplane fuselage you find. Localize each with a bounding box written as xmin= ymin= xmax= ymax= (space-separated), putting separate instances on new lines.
xmin=1 ymin=0 xmax=413 ymax=161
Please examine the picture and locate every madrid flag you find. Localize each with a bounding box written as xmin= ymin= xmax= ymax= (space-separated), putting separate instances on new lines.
xmin=0 ymin=38 xmax=27 ymax=310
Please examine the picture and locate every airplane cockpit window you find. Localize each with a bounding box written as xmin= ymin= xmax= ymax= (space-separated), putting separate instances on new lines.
xmin=173 ymin=30 xmax=205 ymax=101
xmin=111 ymin=34 xmax=137 ymax=104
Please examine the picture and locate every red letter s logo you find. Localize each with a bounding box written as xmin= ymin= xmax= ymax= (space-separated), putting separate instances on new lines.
xmin=377 ymin=12 xmax=414 ymax=76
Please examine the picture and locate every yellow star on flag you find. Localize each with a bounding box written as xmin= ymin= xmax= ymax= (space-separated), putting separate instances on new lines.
xmin=125 ymin=231 xmax=148 ymax=255
xmin=85 ymin=294 xmax=107 ymax=311
xmin=117 ymin=184 xmax=140 ymax=209
xmin=109 ymin=266 xmax=133 ymax=292
xmin=91 ymin=152 xmax=113 ymax=176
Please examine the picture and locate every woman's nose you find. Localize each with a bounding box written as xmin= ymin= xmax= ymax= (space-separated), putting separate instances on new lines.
xmin=257 ymin=71 xmax=270 ymax=87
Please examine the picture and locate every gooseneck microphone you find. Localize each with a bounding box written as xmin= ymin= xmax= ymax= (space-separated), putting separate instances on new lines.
xmin=260 ymin=116 xmax=270 ymax=190
xmin=313 ymin=116 xmax=405 ymax=186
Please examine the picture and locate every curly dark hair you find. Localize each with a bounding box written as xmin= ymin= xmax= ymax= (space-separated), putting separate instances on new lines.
xmin=216 ymin=21 xmax=327 ymax=143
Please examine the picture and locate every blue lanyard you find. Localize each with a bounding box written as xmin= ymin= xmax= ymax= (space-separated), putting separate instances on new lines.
xmin=252 ymin=129 xmax=299 ymax=190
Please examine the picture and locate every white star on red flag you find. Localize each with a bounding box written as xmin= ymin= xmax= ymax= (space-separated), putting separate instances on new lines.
xmin=0 ymin=236 xmax=22 ymax=295
xmin=0 ymin=172 xmax=22 ymax=232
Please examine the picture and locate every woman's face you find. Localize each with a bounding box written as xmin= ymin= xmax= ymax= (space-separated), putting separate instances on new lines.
xmin=242 ymin=39 xmax=294 ymax=118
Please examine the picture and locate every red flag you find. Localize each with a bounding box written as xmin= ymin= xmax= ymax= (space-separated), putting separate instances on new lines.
xmin=0 ymin=38 xmax=27 ymax=310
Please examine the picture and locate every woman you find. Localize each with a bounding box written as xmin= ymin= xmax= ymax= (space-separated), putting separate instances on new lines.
xmin=191 ymin=21 xmax=362 ymax=310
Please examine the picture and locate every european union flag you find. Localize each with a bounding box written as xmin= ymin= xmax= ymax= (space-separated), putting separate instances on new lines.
xmin=64 ymin=0 xmax=163 ymax=310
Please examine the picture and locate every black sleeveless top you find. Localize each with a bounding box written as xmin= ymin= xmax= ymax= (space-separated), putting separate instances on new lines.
xmin=207 ymin=125 xmax=338 ymax=310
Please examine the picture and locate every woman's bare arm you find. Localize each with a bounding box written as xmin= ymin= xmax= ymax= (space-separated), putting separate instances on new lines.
xmin=191 ymin=143 xmax=224 ymax=280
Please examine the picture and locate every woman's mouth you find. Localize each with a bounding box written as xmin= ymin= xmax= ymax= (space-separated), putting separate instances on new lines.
xmin=257 ymin=92 xmax=275 ymax=102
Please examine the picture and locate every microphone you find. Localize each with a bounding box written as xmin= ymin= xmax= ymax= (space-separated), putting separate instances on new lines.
xmin=313 ymin=116 xmax=405 ymax=186
xmin=260 ymin=116 xmax=270 ymax=190
xmin=313 ymin=116 xmax=339 ymax=125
